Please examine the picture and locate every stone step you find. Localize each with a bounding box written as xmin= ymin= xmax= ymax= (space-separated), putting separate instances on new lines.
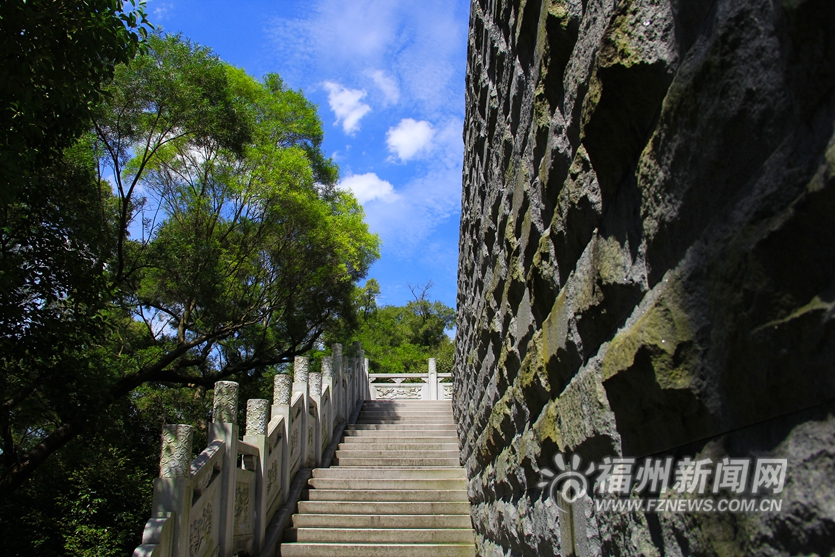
xmin=344 ymin=432 xmax=457 ymax=438
xmin=360 ymin=406 xmax=452 ymax=410
xmin=279 ymin=542 xmax=476 ymax=557
xmin=346 ymin=424 xmax=457 ymax=430
xmin=285 ymin=527 xmax=475 ymax=543
xmin=360 ymin=407 xmax=453 ymax=412
xmin=280 ymin=398 xmax=472 ymax=557
xmin=361 ymin=401 xmax=453 ymax=406
xmin=358 ymin=408 xmax=454 ymax=413
xmin=308 ymin=478 xmax=468 ymax=490
xmin=356 ymin=415 xmax=454 ymax=421
xmin=337 ymin=442 xmax=460 ymax=451
xmin=291 ymin=513 xmax=473 ymax=529
xmin=354 ymin=419 xmax=456 ymax=425
xmin=336 ymin=449 xmax=461 ymax=458
xmin=334 ymin=456 xmax=462 ymax=467
xmin=341 ymin=433 xmax=460 ymax=442
xmin=297 ymin=501 xmax=472 ymax=515
xmin=312 ymin=467 xmax=466 ymax=480
xmin=305 ymin=489 xmax=469 ymax=502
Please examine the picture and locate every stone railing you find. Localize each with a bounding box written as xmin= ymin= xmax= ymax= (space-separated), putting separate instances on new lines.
xmin=132 ymin=342 xmax=368 ymax=557
xmin=368 ymin=357 xmax=452 ymax=400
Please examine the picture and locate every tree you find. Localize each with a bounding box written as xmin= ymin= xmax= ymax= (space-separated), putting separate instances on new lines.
xmin=0 ymin=34 xmax=379 ymax=499
xmin=0 ymin=0 xmax=150 ymax=204
xmin=1 ymin=0 xmax=151 ymax=499
xmin=330 ymin=281 xmax=455 ymax=374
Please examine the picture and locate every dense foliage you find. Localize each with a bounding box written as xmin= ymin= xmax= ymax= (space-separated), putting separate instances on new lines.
xmin=328 ymin=281 xmax=456 ymax=374
xmin=0 ymin=19 xmax=378 ymax=555
xmin=0 ymin=0 xmax=150 ymax=205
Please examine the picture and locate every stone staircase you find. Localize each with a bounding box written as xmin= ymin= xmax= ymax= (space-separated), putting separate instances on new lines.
xmin=280 ymin=400 xmax=476 ymax=557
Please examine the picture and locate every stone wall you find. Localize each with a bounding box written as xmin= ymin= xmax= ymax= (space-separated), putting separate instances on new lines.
xmin=453 ymin=0 xmax=835 ymax=554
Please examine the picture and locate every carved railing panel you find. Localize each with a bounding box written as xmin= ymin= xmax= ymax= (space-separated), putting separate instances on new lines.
xmin=133 ymin=348 xmax=455 ymax=557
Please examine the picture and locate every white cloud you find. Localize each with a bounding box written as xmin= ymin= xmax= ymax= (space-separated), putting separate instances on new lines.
xmin=268 ymin=0 xmax=467 ymax=117
xmin=369 ymin=70 xmax=400 ymax=105
xmin=386 ymin=118 xmax=436 ymax=161
xmin=359 ymin=164 xmax=461 ymax=255
xmin=323 ymin=82 xmax=371 ymax=135
xmin=145 ymin=0 xmax=173 ymax=21
xmin=339 ymin=173 xmax=397 ymax=204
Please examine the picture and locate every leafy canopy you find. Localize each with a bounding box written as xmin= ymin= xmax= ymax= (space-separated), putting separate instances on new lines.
xmin=329 ymin=281 xmax=456 ymax=374
xmin=0 ymin=33 xmax=378 ymax=506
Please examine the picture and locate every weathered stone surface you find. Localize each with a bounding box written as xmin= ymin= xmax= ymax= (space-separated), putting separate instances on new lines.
xmin=274 ymin=374 xmax=292 ymax=405
xmin=294 ymin=356 xmax=309 ymax=384
xmin=159 ymin=424 xmax=193 ymax=478
xmin=309 ymin=372 xmax=322 ymax=397
xmin=212 ymin=381 xmax=239 ymax=424
xmin=246 ymin=399 xmax=269 ymax=436
xmin=455 ymin=0 xmax=835 ymax=553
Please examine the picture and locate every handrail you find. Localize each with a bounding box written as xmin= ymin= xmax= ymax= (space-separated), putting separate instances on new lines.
xmin=132 ymin=349 xmax=449 ymax=557
xmin=132 ymin=342 xmax=369 ymax=557
xmin=368 ymin=358 xmax=452 ymax=401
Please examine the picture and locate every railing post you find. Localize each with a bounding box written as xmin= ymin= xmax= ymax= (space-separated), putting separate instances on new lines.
xmin=293 ymin=356 xmax=311 ymax=467
xmin=210 ymin=381 xmax=239 ymax=557
xmin=332 ymin=344 xmax=344 ymax=425
xmin=352 ymin=342 xmax=362 ymax=412
xmin=322 ymin=356 xmax=335 ymax=435
xmin=309 ymin=371 xmax=323 ymax=466
xmin=272 ymin=374 xmax=292 ymax=503
xmin=343 ymin=356 xmax=352 ymax=422
xmin=244 ymin=398 xmax=269 ymax=553
xmin=428 ymin=358 xmax=438 ymax=400
xmin=358 ymin=348 xmax=367 ymax=400
xmin=365 ymin=357 xmax=370 ymax=400
xmin=148 ymin=424 xmax=193 ymax=557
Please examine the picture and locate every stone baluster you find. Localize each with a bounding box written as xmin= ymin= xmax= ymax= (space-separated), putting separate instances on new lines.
xmin=210 ymin=380 xmax=239 ymax=557
xmin=322 ymin=356 xmax=337 ymax=436
xmin=272 ymin=373 xmax=292 ymax=504
xmin=428 ymin=357 xmax=438 ymax=400
xmin=344 ymin=358 xmax=354 ymax=421
xmin=333 ymin=344 xmax=345 ymax=424
xmin=244 ymin=399 xmax=269 ymax=553
xmin=309 ymin=371 xmax=323 ymax=465
xmin=364 ymin=357 xmax=370 ymax=400
xmin=293 ymin=356 xmax=312 ymax=467
xmin=309 ymin=371 xmax=322 ymax=397
xmin=352 ymin=342 xmax=362 ymax=414
xmin=149 ymin=424 xmax=194 ymax=557
xmin=357 ymin=347 xmax=366 ymax=400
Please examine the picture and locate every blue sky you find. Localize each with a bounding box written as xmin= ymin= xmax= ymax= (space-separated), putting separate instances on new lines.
xmin=147 ymin=0 xmax=470 ymax=310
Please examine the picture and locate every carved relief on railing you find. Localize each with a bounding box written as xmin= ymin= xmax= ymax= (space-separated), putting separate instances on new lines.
xmin=234 ymin=483 xmax=250 ymax=533
xmin=212 ymin=381 xmax=239 ymax=424
xmin=245 ymin=399 xmax=269 ymax=436
xmin=160 ymin=424 xmax=193 ymax=479
xmin=322 ymin=357 xmax=334 ymax=380
xmin=375 ymin=386 xmax=422 ymax=399
xmin=309 ymin=372 xmax=322 ymax=396
xmin=320 ymin=387 xmax=331 ymax=453
xmin=443 ymin=384 xmax=453 ymax=400
xmin=264 ymin=416 xmax=284 ymax=521
xmin=189 ymin=496 xmax=216 ymax=557
xmin=232 ymin=468 xmax=255 ymax=554
xmin=293 ymin=356 xmax=309 ymax=384
xmin=287 ymin=392 xmax=303 ymax=481
xmin=134 ymin=343 xmax=370 ymax=557
xmin=273 ymin=374 xmax=292 ymax=405
xmin=306 ymin=399 xmax=317 ymax=466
